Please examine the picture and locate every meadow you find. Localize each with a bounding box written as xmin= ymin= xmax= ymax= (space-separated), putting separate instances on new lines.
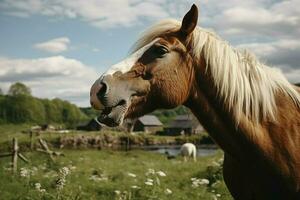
xmin=0 ymin=125 xmax=232 ymax=200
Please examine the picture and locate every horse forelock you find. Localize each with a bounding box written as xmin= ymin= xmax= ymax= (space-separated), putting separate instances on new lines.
xmin=133 ymin=19 xmax=300 ymax=124
xmin=104 ymin=39 xmax=160 ymax=76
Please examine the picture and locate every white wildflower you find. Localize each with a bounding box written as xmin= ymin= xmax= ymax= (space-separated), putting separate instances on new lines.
xmin=156 ymin=171 xmax=166 ymax=177
xmin=89 ymin=174 xmax=108 ymax=182
xmin=218 ymin=157 xmax=224 ymax=163
xmin=114 ymin=190 xmax=121 ymax=195
xmin=56 ymin=178 xmax=66 ymax=190
xmin=20 ymin=168 xmax=30 ymax=178
xmin=35 ymin=183 xmax=41 ymax=190
xmin=127 ymin=172 xmax=137 ymax=178
xmin=35 ymin=183 xmax=46 ymax=193
xmin=212 ymin=180 xmax=221 ymax=188
xmin=131 ymin=185 xmax=140 ymax=189
xmin=145 ymin=181 xmax=153 ymax=186
xmin=191 ymin=178 xmax=210 ymax=188
xmin=200 ymin=178 xmax=209 ymax=185
xmin=216 ymin=194 xmax=221 ymax=197
xmin=40 ymin=189 xmax=46 ymax=193
xmin=89 ymin=175 xmax=98 ymax=181
xmin=165 ymin=188 xmax=172 ymax=194
xmin=146 ymin=178 xmax=153 ymax=182
xmin=56 ymin=167 xmax=70 ymax=190
xmin=192 ymin=181 xmax=199 ymax=188
xmin=59 ymin=167 xmax=70 ymax=176
xmin=146 ymin=168 xmax=155 ymax=176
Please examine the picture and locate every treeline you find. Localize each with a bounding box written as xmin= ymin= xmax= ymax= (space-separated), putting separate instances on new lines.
xmin=0 ymin=82 xmax=88 ymax=127
xmin=152 ymin=106 xmax=189 ymax=124
xmin=0 ymin=82 xmax=190 ymax=127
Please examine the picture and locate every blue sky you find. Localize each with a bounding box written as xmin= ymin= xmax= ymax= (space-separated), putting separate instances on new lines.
xmin=0 ymin=10 xmax=142 ymax=68
xmin=0 ymin=0 xmax=299 ymax=106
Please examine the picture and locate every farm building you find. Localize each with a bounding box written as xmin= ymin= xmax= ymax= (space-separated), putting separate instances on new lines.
xmin=76 ymin=118 xmax=102 ymax=131
xmin=132 ymin=115 xmax=163 ymax=133
xmin=164 ymin=114 xmax=204 ymax=135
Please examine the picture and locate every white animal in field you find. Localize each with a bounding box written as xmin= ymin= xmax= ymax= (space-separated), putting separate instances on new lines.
xmin=180 ymin=143 xmax=197 ymax=162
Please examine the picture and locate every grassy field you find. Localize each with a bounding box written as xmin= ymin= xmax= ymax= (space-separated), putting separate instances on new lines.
xmin=0 ymin=124 xmax=232 ymax=200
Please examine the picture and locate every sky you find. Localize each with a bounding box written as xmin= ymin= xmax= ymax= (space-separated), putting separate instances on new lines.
xmin=0 ymin=0 xmax=299 ymax=107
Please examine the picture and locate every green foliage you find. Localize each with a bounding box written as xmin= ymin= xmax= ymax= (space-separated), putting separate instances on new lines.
xmin=3 ymin=95 xmax=45 ymax=123
xmin=0 ymin=82 xmax=88 ymax=127
xmin=0 ymin=95 xmax=88 ymax=127
xmin=151 ymin=106 xmax=189 ymax=124
xmin=0 ymin=88 xmax=3 ymax=95
xmin=80 ymin=107 xmax=98 ymax=119
xmin=8 ymin=82 xmax=32 ymax=96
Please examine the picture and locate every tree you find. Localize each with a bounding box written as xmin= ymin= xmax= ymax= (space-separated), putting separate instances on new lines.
xmin=0 ymin=88 xmax=3 ymax=95
xmin=8 ymin=82 xmax=31 ymax=96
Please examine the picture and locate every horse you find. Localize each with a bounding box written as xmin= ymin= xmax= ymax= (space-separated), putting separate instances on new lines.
xmin=180 ymin=143 xmax=197 ymax=162
xmin=90 ymin=4 xmax=300 ymax=200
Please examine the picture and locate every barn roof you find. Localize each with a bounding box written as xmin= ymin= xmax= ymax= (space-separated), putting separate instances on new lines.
xmin=138 ymin=115 xmax=163 ymax=126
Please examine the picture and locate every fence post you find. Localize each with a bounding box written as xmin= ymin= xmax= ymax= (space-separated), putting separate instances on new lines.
xmin=30 ymin=131 xmax=34 ymax=150
xmin=12 ymin=137 xmax=18 ymax=174
xmin=0 ymin=138 xmax=29 ymax=174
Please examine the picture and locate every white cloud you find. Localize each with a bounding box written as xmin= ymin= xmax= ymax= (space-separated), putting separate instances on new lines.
xmin=0 ymin=56 xmax=100 ymax=106
xmin=205 ymin=0 xmax=300 ymax=39
xmin=34 ymin=37 xmax=70 ymax=53
xmin=285 ymin=69 xmax=300 ymax=84
xmin=237 ymin=39 xmax=300 ymax=58
xmin=197 ymin=0 xmax=300 ymax=83
xmin=0 ymin=0 xmax=299 ymax=85
xmin=237 ymin=39 xmax=300 ymax=83
xmin=0 ymin=0 xmax=200 ymax=28
xmin=0 ymin=0 xmax=165 ymax=28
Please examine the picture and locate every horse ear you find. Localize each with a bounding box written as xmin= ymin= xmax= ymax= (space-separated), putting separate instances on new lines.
xmin=179 ymin=4 xmax=198 ymax=37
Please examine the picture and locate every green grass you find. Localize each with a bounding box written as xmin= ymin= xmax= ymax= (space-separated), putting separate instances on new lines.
xmin=0 ymin=124 xmax=231 ymax=199
xmin=0 ymin=149 xmax=232 ymax=200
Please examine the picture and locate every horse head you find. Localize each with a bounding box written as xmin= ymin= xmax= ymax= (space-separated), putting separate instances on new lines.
xmin=90 ymin=5 xmax=199 ymax=126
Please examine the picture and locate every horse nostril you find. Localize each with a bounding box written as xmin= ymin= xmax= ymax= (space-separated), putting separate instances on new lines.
xmin=97 ymin=82 xmax=108 ymax=99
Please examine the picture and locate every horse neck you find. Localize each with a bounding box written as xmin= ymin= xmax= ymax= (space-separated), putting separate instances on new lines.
xmin=184 ymin=59 xmax=266 ymax=162
xmin=185 ymin=57 xmax=300 ymax=188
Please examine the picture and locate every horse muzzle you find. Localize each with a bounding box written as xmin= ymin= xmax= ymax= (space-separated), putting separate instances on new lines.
xmin=90 ymin=73 xmax=150 ymax=127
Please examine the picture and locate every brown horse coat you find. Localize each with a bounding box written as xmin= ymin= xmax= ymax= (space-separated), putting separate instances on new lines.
xmin=90 ymin=4 xmax=300 ymax=199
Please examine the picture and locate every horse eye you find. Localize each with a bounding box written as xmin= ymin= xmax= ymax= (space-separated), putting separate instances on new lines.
xmin=142 ymin=72 xmax=153 ymax=80
xmin=154 ymin=46 xmax=169 ymax=57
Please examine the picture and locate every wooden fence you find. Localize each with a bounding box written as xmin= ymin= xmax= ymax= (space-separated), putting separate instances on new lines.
xmin=0 ymin=138 xmax=29 ymax=174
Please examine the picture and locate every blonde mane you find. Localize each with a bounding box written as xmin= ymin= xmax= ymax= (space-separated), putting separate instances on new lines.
xmin=133 ymin=19 xmax=300 ymax=123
